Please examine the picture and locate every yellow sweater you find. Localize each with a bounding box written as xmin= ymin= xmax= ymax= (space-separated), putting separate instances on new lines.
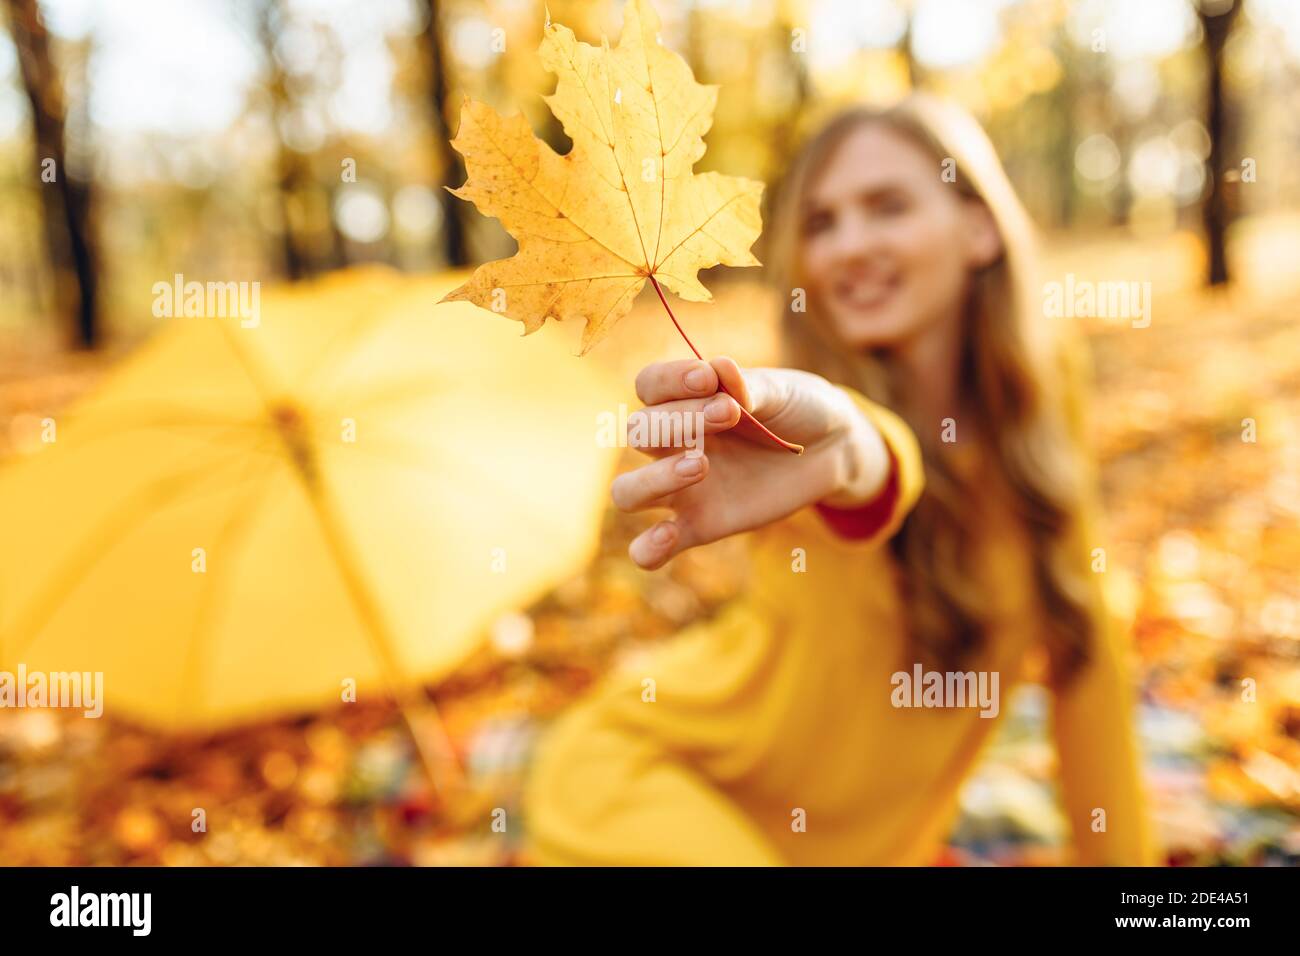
xmin=524 ymin=389 xmax=1156 ymax=865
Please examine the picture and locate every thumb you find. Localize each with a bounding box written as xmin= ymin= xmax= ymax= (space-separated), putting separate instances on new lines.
xmin=711 ymin=357 xmax=788 ymax=422
xmin=708 ymin=356 xmax=750 ymax=410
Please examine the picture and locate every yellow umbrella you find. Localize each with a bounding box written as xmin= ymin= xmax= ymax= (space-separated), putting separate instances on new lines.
xmin=0 ymin=267 xmax=620 ymax=777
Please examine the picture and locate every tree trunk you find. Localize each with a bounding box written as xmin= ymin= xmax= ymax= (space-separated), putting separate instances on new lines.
xmin=1200 ymin=0 xmax=1239 ymax=287
xmin=771 ymin=15 xmax=810 ymax=183
xmin=423 ymin=0 xmax=468 ymax=267
xmin=256 ymin=0 xmax=310 ymax=280
xmin=1053 ymin=40 xmax=1077 ymax=228
xmin=901 ymin=19 xmax=919 ymax=91
xmin=6 ymin=0 xmax=99 ymax=348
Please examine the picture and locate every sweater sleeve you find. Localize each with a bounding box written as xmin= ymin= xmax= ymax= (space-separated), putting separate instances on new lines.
xmin=813 ymin=385 xmax=925 ymax=548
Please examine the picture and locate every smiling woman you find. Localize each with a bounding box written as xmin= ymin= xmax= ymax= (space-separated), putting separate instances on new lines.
xmin=524 ymin=94 xmax=1156 ymax=867
xmin=1 ymin=0 xmax=1296 ymax=889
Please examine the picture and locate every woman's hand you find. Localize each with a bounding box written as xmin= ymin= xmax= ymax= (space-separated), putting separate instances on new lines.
xmin=614 ymin=357 xmax=891 ymax=569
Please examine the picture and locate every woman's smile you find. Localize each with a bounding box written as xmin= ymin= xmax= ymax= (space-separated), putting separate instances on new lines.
xmin=831 ymin=270 xmax=902 ymax=311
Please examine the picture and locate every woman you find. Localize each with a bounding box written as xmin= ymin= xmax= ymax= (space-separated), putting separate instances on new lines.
xmin=523 ymin=95 xmax=1156 ymax=866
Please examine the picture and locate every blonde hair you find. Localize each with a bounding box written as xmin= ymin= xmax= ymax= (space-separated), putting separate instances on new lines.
xmin=769 ymin=95 xmax=1096 ymax=683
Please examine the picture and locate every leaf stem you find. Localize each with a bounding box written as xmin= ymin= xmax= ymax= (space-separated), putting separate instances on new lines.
xmin=647 ymin=274 xmax=804 ymax=455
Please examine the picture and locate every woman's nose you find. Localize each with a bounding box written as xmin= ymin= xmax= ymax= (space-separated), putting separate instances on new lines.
xmin=827 ymin=212 xmax=882 ymax=263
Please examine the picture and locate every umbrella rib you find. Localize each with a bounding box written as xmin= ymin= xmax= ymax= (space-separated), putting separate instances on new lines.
xmin=67 ymin=402 xmax=262 ymax=436
xmin=291 ymin=289 xmax=407 ymax=398
xmin=211 ymin=320 xmax=282 ymax=413
xmin=24 ymin=397 xmax=266 ymax=457
xmin=2 ymin=435 xmax=279 ymax=660
xmin=295 ymin=313 xmax=387 ymax=395
xmin=178 ymin=434 xmax=282 ymax=725
xmin=48 ymin=414 xmax=268 ymax=456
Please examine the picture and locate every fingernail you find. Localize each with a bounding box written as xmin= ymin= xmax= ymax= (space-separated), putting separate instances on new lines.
xmin=705 ymin=396 xmax=732 ymax=422
xmin=684 ymin=366 xmax=711 ymax=392
xmin=675 ymin=455 xmax=703 ymax=477
xmin=652 ymin=523 xmax=674 ymax=545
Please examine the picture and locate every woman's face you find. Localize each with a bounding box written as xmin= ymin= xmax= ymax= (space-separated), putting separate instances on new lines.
xmin=798 ymin=123 xmax=1001 ymax=351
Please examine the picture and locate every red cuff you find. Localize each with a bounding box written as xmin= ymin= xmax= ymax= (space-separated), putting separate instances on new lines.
xmin=814 ymin=448 xmax=901 ymax=541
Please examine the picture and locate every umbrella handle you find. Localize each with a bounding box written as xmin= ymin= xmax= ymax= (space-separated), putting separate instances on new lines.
xmin=291 ymin=465 xmax=466 ymax=796
xmin=397 ymin=690 xmax=466 ymax=795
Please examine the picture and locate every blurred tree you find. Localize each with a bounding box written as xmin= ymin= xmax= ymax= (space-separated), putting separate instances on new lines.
xmin=257 ymin=0 xmax=308 ymax=279
xmin=5 ymin=0 xmax=98 ymax=347
xmin=900 ymin=10 xmax=918 ymax=90
xmin=771 ymin=10 xmax=811 ymax=183
xmin=1052 ymin=36 xmax=1079 ymax=228
xmin=252 ymin=0 xmax=350 ymax=278
xmin=1199 ymin=0 xmax=1240 ymax=286
xmin=421 ymin=0 xmax=467 ymax=267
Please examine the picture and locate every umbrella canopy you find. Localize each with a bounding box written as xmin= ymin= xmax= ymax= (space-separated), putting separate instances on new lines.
xmin=0 ymin=268 xmax=621 ymax=731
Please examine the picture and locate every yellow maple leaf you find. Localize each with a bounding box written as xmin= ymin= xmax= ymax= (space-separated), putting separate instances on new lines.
xmin=439 ymin=0 xmax=764 ymax=356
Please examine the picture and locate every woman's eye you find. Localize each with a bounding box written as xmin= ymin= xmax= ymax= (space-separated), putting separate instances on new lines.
xmin=803 ymin=212 xmax=832 ymax=235
xmin=876 ymin=195 xmax=910 ymax=217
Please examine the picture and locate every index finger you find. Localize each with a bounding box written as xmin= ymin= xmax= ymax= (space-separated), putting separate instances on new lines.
xmin=635 ymin=359 xmax=718 ymax=405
